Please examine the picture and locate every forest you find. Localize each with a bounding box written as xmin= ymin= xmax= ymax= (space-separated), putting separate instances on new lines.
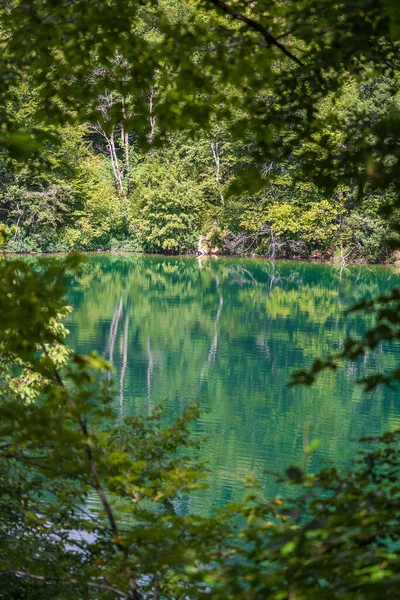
xmin=1 ymin=1 xmax=400 ymax=261
xmin=2 ymin=1 xmax=400 ymax=599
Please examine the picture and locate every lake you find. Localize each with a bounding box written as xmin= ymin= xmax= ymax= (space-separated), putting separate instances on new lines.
xmin=65 ymin=253 xmax=400 ymax=514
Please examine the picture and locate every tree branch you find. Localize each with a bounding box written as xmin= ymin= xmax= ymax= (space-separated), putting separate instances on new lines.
xmin=42 ymin=346 xmax=120 ymax=537
xmin=40 ymin=345 xmax=143 ymax=599
xmin=205 ymin=0 xmax=303 ymax=66
xmin=0 ymin=570 xmax=128 ymax=598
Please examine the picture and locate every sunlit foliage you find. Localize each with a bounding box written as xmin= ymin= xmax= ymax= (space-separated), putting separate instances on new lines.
xmin=1 ymin=1 xmax=400 ymax=598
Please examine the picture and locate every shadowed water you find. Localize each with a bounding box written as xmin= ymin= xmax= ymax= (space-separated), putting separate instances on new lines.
xmin=64 ymin=254 xmax=400 ymax=514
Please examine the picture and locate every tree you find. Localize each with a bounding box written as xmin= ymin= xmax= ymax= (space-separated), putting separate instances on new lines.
xmin=2 ymin=1 xmax=400 ymax=598
xmin=0 ymin=257 xmax=234 ymax=599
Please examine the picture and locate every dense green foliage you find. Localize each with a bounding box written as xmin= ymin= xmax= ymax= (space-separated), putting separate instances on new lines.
xmin=1 ymin=0 xmax=400 ymax=598
xmin=0 ymin=1 xmax=399 ymax=260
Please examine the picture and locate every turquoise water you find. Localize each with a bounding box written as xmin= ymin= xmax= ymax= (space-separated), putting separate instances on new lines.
xmin=65 ymin=254 xmax=400 ymax=513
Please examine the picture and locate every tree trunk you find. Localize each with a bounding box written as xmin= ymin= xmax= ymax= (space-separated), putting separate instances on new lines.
xmin=209 ymin=137 xmax=224 ymax=205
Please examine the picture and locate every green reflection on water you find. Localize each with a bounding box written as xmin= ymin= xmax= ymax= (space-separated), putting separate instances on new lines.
xmin=63 ymin=254 xmax=400 ymax=514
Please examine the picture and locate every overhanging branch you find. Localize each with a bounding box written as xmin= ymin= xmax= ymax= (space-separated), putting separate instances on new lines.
xmin=205 ymin=0 xmax=304 ymax=66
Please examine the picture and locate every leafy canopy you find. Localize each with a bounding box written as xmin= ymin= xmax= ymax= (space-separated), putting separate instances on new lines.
xmin=2 ymin=1 xmax=400 ymax=599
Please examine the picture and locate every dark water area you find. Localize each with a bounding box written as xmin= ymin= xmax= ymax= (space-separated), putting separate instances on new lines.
xmin=62 ymin=253 xmax=400 ymax=514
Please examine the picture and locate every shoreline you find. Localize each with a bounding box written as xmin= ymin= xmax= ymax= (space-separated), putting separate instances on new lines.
xmin=2 ymin=248 xmax=398 ymax=266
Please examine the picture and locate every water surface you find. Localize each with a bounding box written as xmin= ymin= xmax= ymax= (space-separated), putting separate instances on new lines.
xmin=65 ymin=254 xmax=400 ymax=513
